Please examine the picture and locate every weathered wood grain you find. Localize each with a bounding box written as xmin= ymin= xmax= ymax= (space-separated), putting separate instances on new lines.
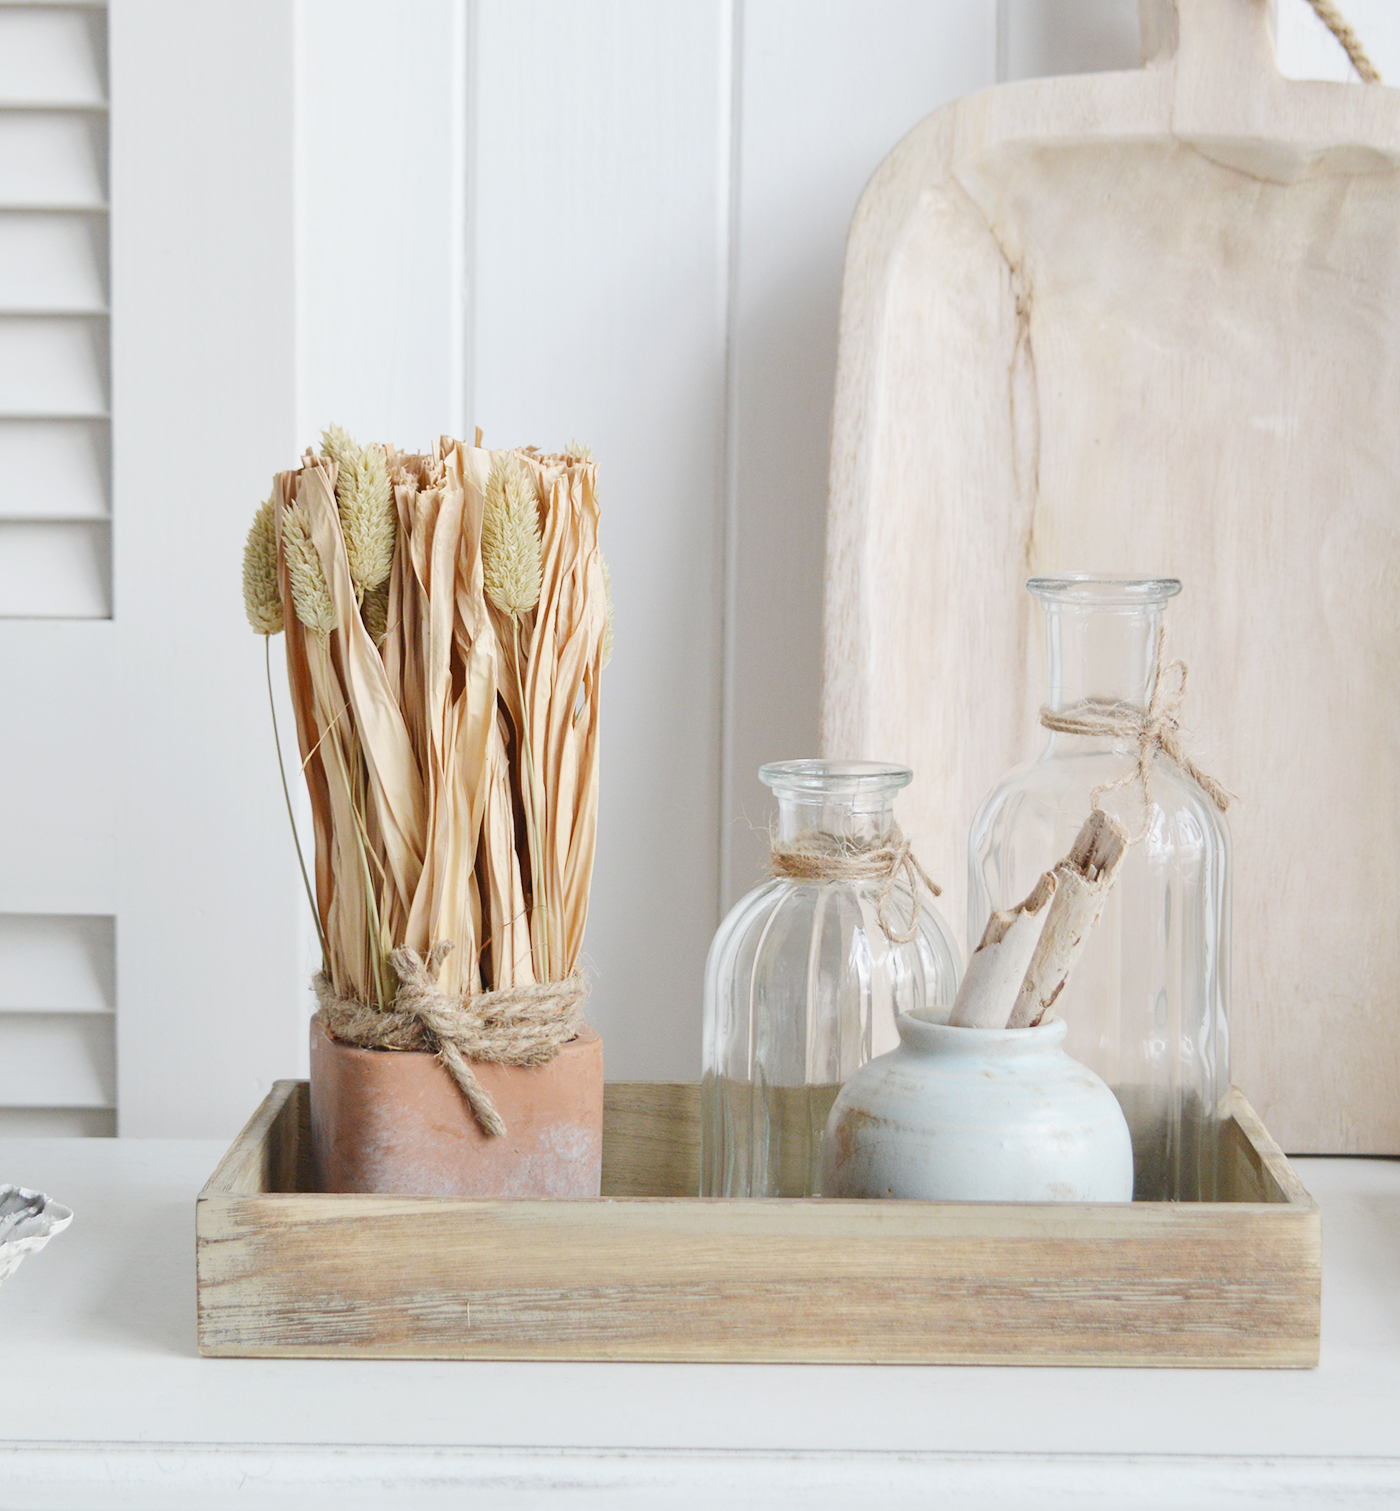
xmin=195 ymin=1081 xmax=1319 ymax=1366
xmin=600 ymin=1080 xmax=698 ymax=1197
xmin=821 ymin=0 xmax=1400 ymax=1153
xmin=200 ymin=1077 xmax=306 ymax=1198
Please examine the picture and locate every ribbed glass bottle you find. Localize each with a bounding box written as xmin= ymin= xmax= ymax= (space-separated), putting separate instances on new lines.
xmin=968 ymin=578 xmax=1230 ymax=1200
xmin=701 ymin=760 xmax=960 ymax=1197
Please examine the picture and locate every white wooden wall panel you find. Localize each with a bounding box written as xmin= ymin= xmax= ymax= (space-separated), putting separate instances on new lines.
xmin=291 ymin=0 xmax=469 ymax=1075
xmin=998 ymin=0 xmax=1139 ymax=80
xmin=109 ymin=0 xmax=303 ymax=1135
xmin=470 ymin=0 xmax=730 ymax=1078
xmin=292 ymin=0 xmax=730 ymax=1082
xmin=5 ymin=0 xmax=1388 ymax=1132
xmin=1001 ymin=0 xmax=1400 ymax=86
xmin=722 ymin=0 xmax=996 ymax=909
xmin=296 ymin=0 xmax=466 ymax=451
xmin=1276 ymin=0 xmax=1400 ymax=80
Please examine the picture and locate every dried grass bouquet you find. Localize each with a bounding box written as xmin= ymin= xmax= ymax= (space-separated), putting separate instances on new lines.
xmin=242 ymin=429 xmax=610 ymax=1131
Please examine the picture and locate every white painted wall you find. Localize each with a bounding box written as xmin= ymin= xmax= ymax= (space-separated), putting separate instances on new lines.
xmin=2 ymin=0 xmax=1395 ymax=1131
xmin=470 ymin=1 xmax=733 ymax=1079
xmin=721 ymin=2 xmax=996 ymax=913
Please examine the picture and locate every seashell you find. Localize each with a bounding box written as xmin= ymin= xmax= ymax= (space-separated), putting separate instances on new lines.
xmin=0 ymin=1184 xmax=73 ymax=1286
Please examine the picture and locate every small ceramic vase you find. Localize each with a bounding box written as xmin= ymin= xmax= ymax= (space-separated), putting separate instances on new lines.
xmin=821 ymin=1013 xmax=1133 ymax=1202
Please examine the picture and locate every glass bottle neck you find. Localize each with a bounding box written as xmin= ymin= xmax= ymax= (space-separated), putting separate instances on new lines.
xmin=772 ymin=791 xmax=897 ymax=848
xmin=1042 ymin=602 xmax=1165 ymax=716
xmin=760 ymin=761 xmax=911 ymax=849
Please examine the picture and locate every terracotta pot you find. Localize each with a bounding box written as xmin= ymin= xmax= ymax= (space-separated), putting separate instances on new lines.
xmin=309 ymin=1010 xmax=603 ymax=1197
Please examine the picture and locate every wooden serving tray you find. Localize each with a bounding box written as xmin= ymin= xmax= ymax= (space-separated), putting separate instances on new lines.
xmin=196 ymin=1081 xmax=1319 ymax=1367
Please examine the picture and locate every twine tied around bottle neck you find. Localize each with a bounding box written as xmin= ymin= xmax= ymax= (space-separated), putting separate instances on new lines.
xmin=768 ymin=825 xmax=941 ymax=945
xmin=1039 ymin=628 xmax=1231 ymax=842
xmin=315 ymin=942 xmax=588 ymax=1137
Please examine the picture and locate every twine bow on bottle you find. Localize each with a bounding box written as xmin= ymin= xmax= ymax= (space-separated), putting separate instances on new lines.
xmin=1039 ymin=629 xmax=1231 ymax=842
xmin=768 ymin=825 xmax=942 ymax=945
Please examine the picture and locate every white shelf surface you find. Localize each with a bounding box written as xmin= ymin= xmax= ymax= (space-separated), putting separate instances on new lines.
xmin=0 ymin=1136 xmax=1397 ymax=1508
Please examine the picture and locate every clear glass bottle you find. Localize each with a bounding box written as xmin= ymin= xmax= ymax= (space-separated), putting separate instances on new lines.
xmin=702 ymin=760 xmax=961 ymax=1197
xmin=968 ymin=577 xmax=1230 ymax=1201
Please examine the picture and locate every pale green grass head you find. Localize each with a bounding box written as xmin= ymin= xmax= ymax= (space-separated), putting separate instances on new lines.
xmin=242 ymin=495 xmax=284 ymax=635
xmin=482 ymin=454 xmax=543 ymax=618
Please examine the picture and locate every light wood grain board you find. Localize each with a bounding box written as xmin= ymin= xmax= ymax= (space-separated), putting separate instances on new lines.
xmin=822 ymin=0 xmax=1400 ymax=1154
xmin=195 ymin=1079 xmax=1319 ymax=1366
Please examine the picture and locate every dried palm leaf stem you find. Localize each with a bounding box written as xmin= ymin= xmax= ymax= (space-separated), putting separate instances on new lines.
xmin=481 ymin=451 xmax=550 ymax=978
xmin=265 ymin=635 xmax=327 ymax=967
xmin=242 ymin=492 xmax=325 ymax=965
xmin=272 ymin=471 xmax=336 ymax=949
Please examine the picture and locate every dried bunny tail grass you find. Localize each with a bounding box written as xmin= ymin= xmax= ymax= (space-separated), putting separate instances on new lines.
xmin=337 ymin=443 xmax=395 ymax=597
xmin=362 ymin=578 xmax=390 ymax=646
xmin=320 ymin=423 xmax=357 ymax=470
xmin=564 ymin=438 xmax=594 ymax=463
xmin=599 ymin=552 xmax=614 ymax=670
xmin=281 ymin=500 xmax=337 ymax=637
xmin=320 ymin=423 xmax=395 ymax=599
xmin=482 ymin=453 xmax=543 ymax=616
xmin=242 ymin=495 xmax=284 ymax=635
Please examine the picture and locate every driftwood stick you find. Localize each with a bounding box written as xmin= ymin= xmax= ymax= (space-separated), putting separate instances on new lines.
xmin=1007 ymin=810 xmax=1130 ymax=1030
xmin=948 ymin=871 xmax=1057 ymax=1030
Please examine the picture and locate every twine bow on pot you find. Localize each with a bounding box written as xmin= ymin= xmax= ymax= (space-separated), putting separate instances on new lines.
xmin=1039 ymin=629 xmax=1231 ymax=842
xmin=316 ymin=943 xmax=588 ymax=1137
xmin=768 ymin=826 xmax=942 ymax=945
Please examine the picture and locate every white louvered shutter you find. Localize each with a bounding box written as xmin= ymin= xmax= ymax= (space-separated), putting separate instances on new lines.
xmin=0 ymin=2 xmax=114 ymax=1135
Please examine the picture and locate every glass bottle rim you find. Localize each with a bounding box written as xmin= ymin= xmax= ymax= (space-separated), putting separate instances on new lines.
xmin=758 ymin=759 xmax=913 ymax=796
xmin=1027 ymin=574 xmax=1182 ymax=607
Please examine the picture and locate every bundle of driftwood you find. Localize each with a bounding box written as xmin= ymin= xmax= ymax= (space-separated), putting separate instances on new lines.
xmin=949 ymin=809 xmax=1129 ymax=1031
xmin=242 ymin=428 xmax=609 ymax=1012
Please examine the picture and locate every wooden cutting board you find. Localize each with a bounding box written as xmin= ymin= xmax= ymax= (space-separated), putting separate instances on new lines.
xmin=822 ymin=0 xmax=1400 ymax=1153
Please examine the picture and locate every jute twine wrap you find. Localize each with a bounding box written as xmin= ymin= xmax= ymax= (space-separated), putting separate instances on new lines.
xmin=316 ymin=942 xmax=588 ymax=1138
xmin=769 ymin=825 xmax=941 ymax=945
xmin=1040 ymin=629 xmax=1231 ymax=843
